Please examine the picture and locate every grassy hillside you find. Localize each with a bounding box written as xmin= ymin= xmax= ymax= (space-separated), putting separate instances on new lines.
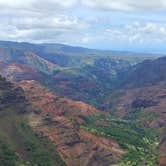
xmin=79 ymin=114 xmax=159 ymax=166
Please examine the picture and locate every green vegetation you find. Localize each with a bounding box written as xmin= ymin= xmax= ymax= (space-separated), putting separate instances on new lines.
xmin=26 ymin=55 xmax=61 ymax=74
xmin=80 ymin=114 xmax=159 ymax=166
xmin=124 ymin=108 xmax=159 ymax=122
xmin=41 ymin=57 xmax=133 ymax=110
xmin=18 ymin=122 xmax=66 ymax=166
xmin=0 ymin=110 xmax=66 ymax=166
xmin=0 ymin=76 xmax=65 ymax=166
xmin=0 ymin=139 xmax=21 ymax=166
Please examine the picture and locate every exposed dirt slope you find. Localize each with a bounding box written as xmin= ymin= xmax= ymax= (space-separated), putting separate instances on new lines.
xmin=19 ymin=80 xmax=124 ymax=166
xmin=0 ymin=62 xmax=42 ymax=82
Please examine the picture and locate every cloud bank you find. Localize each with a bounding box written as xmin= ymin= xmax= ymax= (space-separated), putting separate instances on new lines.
xmin=82 ymin=0 xmax=166 ymax=11
xmin=0 ymin=0 xmax=166 ymax=52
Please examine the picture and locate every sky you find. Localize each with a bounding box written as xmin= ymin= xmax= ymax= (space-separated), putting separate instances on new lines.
xmin=0 ymin=0 xmax=166 ymax=53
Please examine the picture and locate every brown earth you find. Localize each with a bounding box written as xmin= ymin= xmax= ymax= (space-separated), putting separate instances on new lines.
xmin=19 ymin=80 xmax=124 ymax=166
xmin=19 ymin=80 xmax=100 ymax=118
xmin=0 ymin=62 xmax=42 ymax=82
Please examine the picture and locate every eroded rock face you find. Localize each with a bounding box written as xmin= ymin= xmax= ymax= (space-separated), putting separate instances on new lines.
xmin=0 ymin=62 xmax=42 ymax=82
xmin=19 ymin=80 xmax=124 ymax=166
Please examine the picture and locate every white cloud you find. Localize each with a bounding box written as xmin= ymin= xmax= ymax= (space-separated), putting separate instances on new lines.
xmin=104 ymin=22 xmax=166 ymax=44
xmin=0 ymin=0 xmax=89 ymax=44
xmin=0 ymin=0 xmax=77 ymax=11
xmin=81 ymin=0 xmax=166 ymax=11
xmin=1 ymin=0 xmax=166 ymax=12
xmin=0 ymin=0 xmax=166 ymax=52
xmin=9 ymin=16 xmax=88 ymax=30
xmin=0 ymin=15 xmax=89 ymax=43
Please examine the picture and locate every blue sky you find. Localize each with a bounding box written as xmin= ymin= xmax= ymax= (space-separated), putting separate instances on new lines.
xmin=0 ymin=0 xmax=166 ymax=53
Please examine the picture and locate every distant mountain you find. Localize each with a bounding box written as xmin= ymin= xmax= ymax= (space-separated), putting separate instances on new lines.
xmin=116 ymin=56 xmax=166 ymax=88
xmin=0 ymin=41 xmax=163 ymax=109
xmin=0 ymin=40 xmax=140 ymax=108
xmin=0 ymin=40 xmax=162 ymax=58
xmin=0 ymin=46 xmax=61 ymax=74
xmin=0 ymin=41 xmax=160 ymax=69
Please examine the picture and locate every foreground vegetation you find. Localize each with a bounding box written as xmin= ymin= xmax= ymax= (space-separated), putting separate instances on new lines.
xmin=0 ymin=110 xmax=66 ymax=166
xmin=0 ymin=77 xmax=65 ymax=166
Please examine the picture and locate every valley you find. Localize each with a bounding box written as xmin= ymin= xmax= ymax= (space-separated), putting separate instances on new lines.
xmin=0 ymin=41 xmax=165 ymax=166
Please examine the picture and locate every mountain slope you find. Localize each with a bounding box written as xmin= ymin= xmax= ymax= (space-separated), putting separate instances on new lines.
xmin=19 ymin=80 xmax=124 ymax=166
xmin=106 ymin=56 xmax=166 ymax=166
xmin=116 ymin=56 xmax=166 ymax=88
xmin=0 ymin=62 xmax=43 ymax=82
xmin=0 ymin=76 xmax=125 ymax=166
xmin=0 ymin=76 xmax=65 ymax=166
xmin=0 ymin=46 xmax=60 ymax=74
xmin=107 ymin=85 xmax=166 ymax=166
xmin=19 ymin=80 xmax=160 ymax=166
